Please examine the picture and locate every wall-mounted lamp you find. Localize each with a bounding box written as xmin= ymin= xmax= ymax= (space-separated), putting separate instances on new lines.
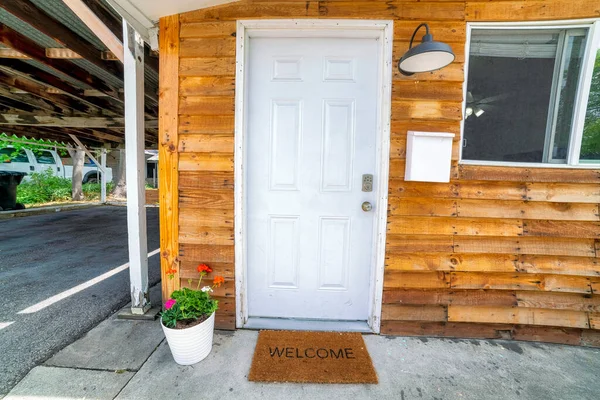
xmin=399 ymin=23 xmax=455 ymax=76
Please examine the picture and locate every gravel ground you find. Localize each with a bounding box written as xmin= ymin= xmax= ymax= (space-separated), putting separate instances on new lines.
xmin=0 ymin=206 xmax=160 ymax=396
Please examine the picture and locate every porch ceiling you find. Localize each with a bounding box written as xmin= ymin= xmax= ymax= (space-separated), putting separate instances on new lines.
xmin=0 ymin=0 xmax=159 ymax=148
xmin=107 ymin=0 xmax=241 ymax=23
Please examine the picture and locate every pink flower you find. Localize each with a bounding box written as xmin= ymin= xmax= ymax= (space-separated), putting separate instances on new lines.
xmin=164 ymin=299 xmax=177 ymax=310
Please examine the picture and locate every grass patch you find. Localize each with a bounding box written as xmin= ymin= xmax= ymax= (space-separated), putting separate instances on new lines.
xmin=17 ymin=169 xmax=113 ymax=205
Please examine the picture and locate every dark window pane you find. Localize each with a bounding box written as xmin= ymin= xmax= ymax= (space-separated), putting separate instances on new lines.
xmin=464 ymin=30 xmax=560 ymax=163
xmin=0 ymin=148 xmax=28 ymax=163
xmin=34 ymin=150 xmax=56 ymax=164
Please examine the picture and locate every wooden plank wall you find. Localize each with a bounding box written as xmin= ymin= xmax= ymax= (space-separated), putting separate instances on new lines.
xmin=145 ymin=189 xmax=159 ymax=205
xmin=161 ymin=0 xmax=600 ymax=343
xmin=159 ymin=15 xmax=181 ymax=305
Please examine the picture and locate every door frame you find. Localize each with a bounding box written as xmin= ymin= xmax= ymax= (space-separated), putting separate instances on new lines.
xmin=234 ymin=19 xmax=393 ymax=333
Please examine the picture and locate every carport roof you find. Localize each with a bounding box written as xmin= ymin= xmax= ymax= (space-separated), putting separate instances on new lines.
xmin=107 ymin=0 xmax=240 ymax=29
xmin=0 ymin=0 xmax=159 ymax=148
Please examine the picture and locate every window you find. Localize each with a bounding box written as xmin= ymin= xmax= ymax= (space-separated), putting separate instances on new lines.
xmin=34 ymin=150 xmax=56 ymax=165
xmin=0 ymin=148 xmax=28 ymax=163
xmin=462 ymin=22 xmax=600 ymax=166
xmin=581 ymin=47 xmax=600 ymax=162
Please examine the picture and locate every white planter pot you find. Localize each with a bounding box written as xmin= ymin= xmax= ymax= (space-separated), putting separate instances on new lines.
xmin=161 ymin=312 xmax=215 ymax=365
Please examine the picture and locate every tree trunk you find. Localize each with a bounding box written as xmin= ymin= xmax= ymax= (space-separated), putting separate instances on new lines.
xmin=71 ymin=148 xmax=85 ymax=201
xmin=111 ymin=148 xmax=127 ymax=199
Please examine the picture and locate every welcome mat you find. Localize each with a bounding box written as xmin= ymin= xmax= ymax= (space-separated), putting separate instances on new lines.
xmin=248 ymin=330 xmax=378 ymax=384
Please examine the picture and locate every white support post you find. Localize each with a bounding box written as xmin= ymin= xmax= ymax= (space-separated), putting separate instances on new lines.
xmin=100 ymin=148 xmax=107 ymax=203
xmin=123 ymin=19 xmax=149 ymax=314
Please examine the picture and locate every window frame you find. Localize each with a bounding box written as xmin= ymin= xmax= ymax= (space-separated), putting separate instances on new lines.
xmin=34 ymin=150 xmax=57 ymax=165
xmin=0 ymin=148 xmax=28 ymax=163
xmin=461 ymin=19 xmax=600 ymax=168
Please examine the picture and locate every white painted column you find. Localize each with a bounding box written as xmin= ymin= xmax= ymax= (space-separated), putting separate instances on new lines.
xmin=123 ymin=19 xmax=149 ymax=314
xmin=100 ymin=148 xmax=107 ymax=203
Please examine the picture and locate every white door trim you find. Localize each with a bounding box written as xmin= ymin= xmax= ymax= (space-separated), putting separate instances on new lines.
xmin=234 ymin=19 xmax=393 ymax=333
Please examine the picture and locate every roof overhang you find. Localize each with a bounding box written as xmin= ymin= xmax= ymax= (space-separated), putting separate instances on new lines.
xmin=105 ymin=0 xmax=240 ymax=47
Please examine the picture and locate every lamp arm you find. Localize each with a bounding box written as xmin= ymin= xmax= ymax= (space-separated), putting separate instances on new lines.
xmin=408 ymin=23 xmax=430 ymax=49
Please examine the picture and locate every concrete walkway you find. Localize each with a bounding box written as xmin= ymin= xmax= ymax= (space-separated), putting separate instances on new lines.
xmin=6 ymin=285 xmax=600 ymax=400
xmin=0 ymin=206 xmax=160 ymax=396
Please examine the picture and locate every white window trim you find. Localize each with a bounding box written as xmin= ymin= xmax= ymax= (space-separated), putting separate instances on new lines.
xmin=461 ymin=19 xmax=600 ymax=168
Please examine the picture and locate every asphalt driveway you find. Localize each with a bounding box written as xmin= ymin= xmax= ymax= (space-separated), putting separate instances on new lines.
xmin=0 ymin=205 xmax=160 ymax=396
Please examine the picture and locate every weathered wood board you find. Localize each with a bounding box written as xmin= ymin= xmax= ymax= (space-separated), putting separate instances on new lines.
xmin=158 ymin=0 xmax=600 ymax=338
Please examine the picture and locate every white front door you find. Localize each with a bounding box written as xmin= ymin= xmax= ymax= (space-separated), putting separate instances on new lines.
xmin=246 ymin=36 xmax=380 ymax=322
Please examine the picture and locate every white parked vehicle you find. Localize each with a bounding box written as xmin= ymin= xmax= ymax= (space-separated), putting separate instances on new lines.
xmin=0 ymin=147 xmax=113 ymax=183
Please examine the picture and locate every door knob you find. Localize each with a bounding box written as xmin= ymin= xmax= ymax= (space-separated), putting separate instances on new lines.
xmin=362 ymin=202 xmax=373 ymax=212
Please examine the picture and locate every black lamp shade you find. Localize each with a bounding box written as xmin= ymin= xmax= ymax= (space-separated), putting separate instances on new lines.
xmin=399 ymin=25 xmax=455 ymax=76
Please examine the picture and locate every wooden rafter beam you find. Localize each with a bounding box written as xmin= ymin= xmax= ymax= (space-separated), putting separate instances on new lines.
xmin=83 ymin=129 xmax=123 ymax=143
xmin=0 ymin=107 xmax=22 ymax=114
xmin=41 ymin=127 xmax=103 ymax=147
xmin=0 ymin=113 xmax=158 ymax=129
xmin=101 ymin=51 xmax=119 ymax=60
xmin=0 ymin=48 xmax=28 ymax=59
xmin=0 ymin=68 xmax=103 ymax=115
xmin=63 ymin=127 xmax=123 ymax=143
xmin=0 ymin=23 xmax=121 ymax=101
xmin=41 ymin=128 xmax=99 ymax=145
xmin=60 ymin=0 xmax=124 ymax=63
xmin=0 ymin=48 xmax=121 ymax=61
xmin=0 ymin=61 xmax=156 ymax=118
xmin=0 ymin=114 xmax=123 ymax=128
xmin=0 ymin=83 xmax=71 ymax=115
xmin=0 ymin=52 xmax=155 ymax=108
xmin=0 ymin=0 xmax=123 ymax=79
xmin=45 ymin=48 xmax=81 ymax=59
xmin=45 ymin=126 xmax=118 ymax=144
xmin=0 ymin=95 xmax=47 ymax=114
xmin=0 ymin=61 xmax=122 ymax=115
xmin=84 ymin=89 xmax=110 ymax=97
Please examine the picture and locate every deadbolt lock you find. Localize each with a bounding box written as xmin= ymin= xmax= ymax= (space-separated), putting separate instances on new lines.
xmin=362 ymin=174 xmax=373 ymax=192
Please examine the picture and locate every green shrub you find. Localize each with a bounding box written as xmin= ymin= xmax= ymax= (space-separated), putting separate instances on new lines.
xmin=16 ymin=169 xmax=113 ymax=205
xmin=17 ymin=170 xmax=71 ymax=204
xmin=82 ymin=181 xmax=114 ymax=201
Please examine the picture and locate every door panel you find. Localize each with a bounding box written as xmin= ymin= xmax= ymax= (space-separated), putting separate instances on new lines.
xmin=247 ymin=37 xmax=379 ymax=321
xmin=322 ymin=99 xmax=355 ymax=191
xmin=267 ymin=216 xmax=300 ymax=289
xmin=318 ymin=216 xmax=351 ymax=291
xmin=269 ymin=100 xmax=302 ymax=191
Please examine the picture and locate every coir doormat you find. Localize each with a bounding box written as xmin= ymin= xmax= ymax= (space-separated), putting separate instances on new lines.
xmin=248 ymin=330 xmax=378 ymax=384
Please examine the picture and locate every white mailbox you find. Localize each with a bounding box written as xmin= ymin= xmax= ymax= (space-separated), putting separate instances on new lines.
xmin=405 ymin=131 xmax=455 ymax=183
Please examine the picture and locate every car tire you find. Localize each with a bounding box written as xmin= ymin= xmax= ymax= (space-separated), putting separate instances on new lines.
xmin=84 ymin=175 xmax=99 ymax=184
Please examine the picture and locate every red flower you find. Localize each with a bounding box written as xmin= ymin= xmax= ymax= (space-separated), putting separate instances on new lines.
xmin=197 ymin=264 xmax=212 ymax=273
xmin=165 ymin=268 xmax=177 ymax=279
xmin=213 ymin=276 xmax=225 ymax=287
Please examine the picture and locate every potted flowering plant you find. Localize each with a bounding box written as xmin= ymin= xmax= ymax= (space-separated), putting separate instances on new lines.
xmin=160 ymin=263 xmax=225 ymax=365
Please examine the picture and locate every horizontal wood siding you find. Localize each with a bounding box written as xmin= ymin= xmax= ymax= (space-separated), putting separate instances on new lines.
xmin=163 ymin=0 xmax=600 ymax=341
xmin=383 ymin=0 xmax=600 ymax=346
